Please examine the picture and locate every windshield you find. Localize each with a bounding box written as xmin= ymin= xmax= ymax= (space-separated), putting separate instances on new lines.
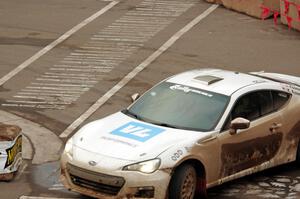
xmin=124 ymin=82 xmax=229 ymax=131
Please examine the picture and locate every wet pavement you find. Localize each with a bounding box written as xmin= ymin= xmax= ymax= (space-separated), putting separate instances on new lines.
xmin=208 ymin=163 xmax=300 ymax=199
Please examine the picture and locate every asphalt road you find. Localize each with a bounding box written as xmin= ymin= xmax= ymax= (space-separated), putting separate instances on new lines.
xmin=0 ymin=0 xmax=300 ymax=198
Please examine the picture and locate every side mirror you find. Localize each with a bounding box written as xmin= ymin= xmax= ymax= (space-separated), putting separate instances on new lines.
xmin=229 ymin=117 xmax=250 ymax=135
xmin=131 ymin=93 xmax=140 ymax=102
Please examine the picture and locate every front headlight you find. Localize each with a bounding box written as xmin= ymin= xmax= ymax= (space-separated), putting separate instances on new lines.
xmin=64 ymin=138 xmax=73 ymax=156
xmin=123 ymin=159 xmax=161 ymax=174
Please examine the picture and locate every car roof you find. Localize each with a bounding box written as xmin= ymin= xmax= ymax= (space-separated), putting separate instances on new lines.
xmin=166 ymin=68 xmax=274 ymax=96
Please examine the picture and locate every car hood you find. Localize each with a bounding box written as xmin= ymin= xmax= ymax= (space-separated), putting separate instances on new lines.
xmin=73 ymin=112 xmax=210 ymax=161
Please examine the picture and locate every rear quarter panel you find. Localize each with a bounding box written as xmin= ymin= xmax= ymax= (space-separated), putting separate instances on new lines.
xmin=279 ymin=94 xmax=300 ymax=163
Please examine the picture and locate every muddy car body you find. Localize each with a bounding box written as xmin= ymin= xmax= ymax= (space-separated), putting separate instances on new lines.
xmin=60 ymin=69 xmax=300 ymax=199
xmin=0 ymin=123 xmax=22 ymax=181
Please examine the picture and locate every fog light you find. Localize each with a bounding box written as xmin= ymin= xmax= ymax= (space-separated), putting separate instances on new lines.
xmin=134 ymin=186 xmax=155 ymax=198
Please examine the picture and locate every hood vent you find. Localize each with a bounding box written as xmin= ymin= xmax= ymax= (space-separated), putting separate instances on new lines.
xmin=194 ymin=75 xmax=223 ymax=85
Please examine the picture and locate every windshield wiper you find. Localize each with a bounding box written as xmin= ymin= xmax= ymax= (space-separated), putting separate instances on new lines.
xmin=151 ymin=122 xmax=179 ymax=129
xmin=122 ymin=110 xmax=179 ymax=129
xmin=122 ymin=109 xmax=139 ymax=119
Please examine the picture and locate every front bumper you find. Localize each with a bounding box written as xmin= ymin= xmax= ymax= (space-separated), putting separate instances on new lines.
xmin=60 ymin=152 xmax=171 ymax=199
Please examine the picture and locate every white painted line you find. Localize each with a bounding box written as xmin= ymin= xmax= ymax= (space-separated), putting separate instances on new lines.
xmin=108 ymin=24 xmax=163 ymax=29
xmin=36 ymin=78 xmax=98 ymax=84
xmin=0 ymin=1 xmax=119 ymax=87
xmin=101 ymin=30 xmax=157 ymax=35
xmin=2 ymin=104 xmax=35 ymax=108
xmin=70 ymin=52 xmax=126 ymax=58
xmin=52 ymin=183 xmax=64 ymax=187
xmin=60 ymin=4 xmax=219 ymax=138
xmin=115 ymin=18 xmax=168 ymax=23
xmin=19 ymin=92 xmax=80 ymax=97
xmin=39 ymin=76 xmax=99 ymax=81
xmin=44 ymin=72 xmax=101 ymax=77
xmin=37 ymin=105 xmax=65 ymax=109
xmin=54 ymin=64 xmax=116 ymax=68
xmin=27 ymin=86 xmax=89 ymax=92
xmin=62 ymin=58 xmax=121 ymax=63
xmin=49 ymin=68 xmax=112 ymax=73
xmin=91 ymin=37 xmax=145 ymax=42
xmin=55 ymin=64 xmax=116 ymax=69
xmin=14 ymin=95 xmax=76 ymax=101
xmin=48 ymin=187 xmax=66 ymax=191
xmin=87 ymin=41 xmax=143 ymax=47
xmin=31 ymin=82 xmax=94 ymax=88
xmin=74 ymin=49 xmax=134 ymax=54
xmin=6 ymin=100 xmax=71 ymax=105
xmin=104 ymin=26 xmax=163 ymax=31
xmin=65 ymin=56 xmax=124 ymax=62
xmin=22 ymin=89 xmax=84 ymax=94
xmin=14 ymin=96 xmax=46 ymax=100
xmin=15 ymin=163 xmax=28 ymax=180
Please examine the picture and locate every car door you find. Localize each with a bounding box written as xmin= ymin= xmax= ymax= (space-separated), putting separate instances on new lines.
xmin=217 ymin=90 xmax=285 ymax=179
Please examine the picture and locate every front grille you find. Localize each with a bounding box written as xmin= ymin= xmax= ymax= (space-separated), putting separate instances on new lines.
xmin=67 ymin=163 xmax=125 ymax=196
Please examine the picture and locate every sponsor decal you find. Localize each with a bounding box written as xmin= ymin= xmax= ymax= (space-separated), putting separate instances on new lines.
xmin=170 ymin=84 xmax=213 ymax=97
xmin=101 ymin=136 xmax=138 ymax=147
xmin=111 ymin=122 xmax=165 ymax=142
xmin=5 ymin=135 xmax=22 ymax=169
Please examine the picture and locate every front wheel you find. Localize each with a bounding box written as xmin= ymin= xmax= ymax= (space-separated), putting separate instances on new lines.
xmin=169 ymin=164 xmax=197 ymax=199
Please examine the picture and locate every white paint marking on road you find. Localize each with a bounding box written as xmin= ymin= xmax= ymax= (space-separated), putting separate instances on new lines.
xmin=3 ymin=0 xmax=198 ymax=110
xmin=27 ymin=86 xmax=89 ymax=92
xmin=62 ymin=58 xmax=120 ymax=64
xmin=44 ymin=72 xmax=101 ymax=77
xmin=15 ymin=163 xmax=28 ymax=180
xmin=49 ymin=68 xmax=112 ymax=73
xmin=0 ymin=1 xmax=119 ymax=86
xmin=36 ymin=78 xmax=98 ymax=84
xmin=74 ymin=49 xmax=135 ymax=55
xmin=22 ymin=89 xmax=84 ymax=94
xmin=48 ymin=183 xmax=66 ymax=191
xmin=19 ymin=92 xmax=80 ymax=98
xmin=6 ymin=100 xmax=71 ymax=105
xmin=60 ymin=4 xmax=219 ymax=138
xmin=2 ymin=104 xmax=35 ymax=108
xmin=31 ymin=82 xmax=94 ymax=87
xmin=14 ymin=95 xmax=46 ymax=100
xmin=53 ymin=64 xmax=115 ymax=70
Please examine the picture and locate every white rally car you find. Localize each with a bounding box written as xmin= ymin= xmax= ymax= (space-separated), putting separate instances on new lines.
xmin=60 ymin=69 xmax=300 ymax=199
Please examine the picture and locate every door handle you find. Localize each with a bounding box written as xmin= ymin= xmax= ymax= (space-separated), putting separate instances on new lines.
xmin=269 ymin=123 xmax=282 ymax=132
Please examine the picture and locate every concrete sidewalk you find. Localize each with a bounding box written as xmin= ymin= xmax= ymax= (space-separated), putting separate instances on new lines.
xmin=0 ymin=110 xmax=63 ymax=164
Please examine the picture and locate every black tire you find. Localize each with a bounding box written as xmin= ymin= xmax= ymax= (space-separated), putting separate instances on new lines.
xmin=169 ymin=164 xmax=197 ymax=199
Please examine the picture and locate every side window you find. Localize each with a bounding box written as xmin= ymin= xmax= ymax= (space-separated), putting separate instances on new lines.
xmin=257 ymin=90 xmax=273 ymax=115
xmin=222 ymin=90 xmax=274 ymax=131
xmin=231 ymin=92 xmax=260 ymax=121
xmin=272 ymin=91 xmax=290 ymax=110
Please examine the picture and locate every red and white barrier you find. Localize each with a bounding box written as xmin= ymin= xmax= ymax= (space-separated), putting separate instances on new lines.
xmin=280 ymin=0 xmax=300 ymax=30
xmin=205 ymin=0 xmax=300 ymax=31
